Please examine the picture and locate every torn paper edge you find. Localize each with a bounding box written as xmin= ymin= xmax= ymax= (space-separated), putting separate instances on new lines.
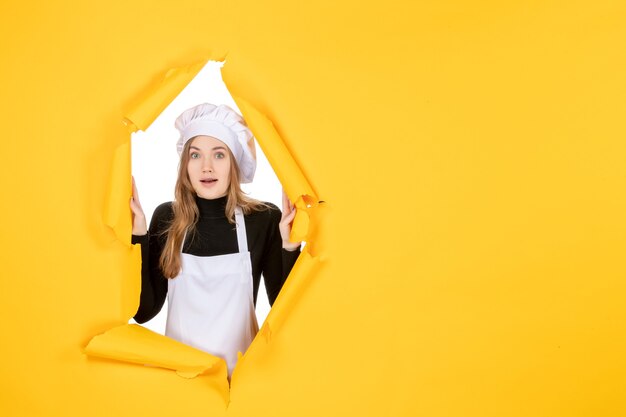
xmin=97 ymin=57 xmax=325 ymax=398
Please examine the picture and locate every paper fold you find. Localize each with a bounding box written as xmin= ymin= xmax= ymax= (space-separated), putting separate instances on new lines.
xmin=123 ymin=60 xmax=209 ymax=132
xmin=84 ymin=324 xmax=228 ymax=381
xmin=258 ymin=247 xmax=320 ymax=342
xmin=232 ymin=96 xmax=319 ymax=242
xmin=103 ymin=142 xmax=131 ymax=245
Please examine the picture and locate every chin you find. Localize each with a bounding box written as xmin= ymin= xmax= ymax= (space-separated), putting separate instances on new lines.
xmin=196 ymin=189 xmax=228 ymax=200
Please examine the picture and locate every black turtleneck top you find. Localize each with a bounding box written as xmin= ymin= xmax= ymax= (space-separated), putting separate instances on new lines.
xmin=131 ymin=195 xmax=301 ymax=324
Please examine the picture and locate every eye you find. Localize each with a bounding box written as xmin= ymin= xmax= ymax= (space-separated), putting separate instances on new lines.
xmin=190 ymin=152 xmax=200 ymax=159
xmin=215 ymin=152 xmax=225 ymax=159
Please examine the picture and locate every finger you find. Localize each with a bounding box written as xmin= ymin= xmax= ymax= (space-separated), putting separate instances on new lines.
xmin=129 ymin=196 xmax=141 ymax=213
xmin=285 ymin=207 xmax=297 ymax=223
xmin=132 ymin=176 xmax=138 ymax=199
xmin=280 ymin=206 xmax=296 ymax=222
xmin=132 ymin=177 xmax=143 ymax=210
xmin=282 ymin=189 xmax=289 ymax=212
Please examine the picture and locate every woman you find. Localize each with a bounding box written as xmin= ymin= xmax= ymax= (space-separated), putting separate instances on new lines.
xmin=130 ymin=103 xmax=301 ymax=376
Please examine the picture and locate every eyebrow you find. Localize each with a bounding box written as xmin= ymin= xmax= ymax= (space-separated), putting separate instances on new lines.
xmin=189 ymin=146 xmax=227 ymax=151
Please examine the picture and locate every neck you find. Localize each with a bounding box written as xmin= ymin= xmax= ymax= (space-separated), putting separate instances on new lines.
xmin=195 ymin=194 xmax=228 ymax=218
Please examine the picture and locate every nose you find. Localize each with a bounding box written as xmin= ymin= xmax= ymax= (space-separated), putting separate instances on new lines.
xmin=201 ymin=159 xmax=213 ymax=173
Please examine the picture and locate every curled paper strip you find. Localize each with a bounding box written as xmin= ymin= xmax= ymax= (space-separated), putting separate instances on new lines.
xmin=103 ymin=142 xmax=131 ymax=245
xmin=232 ymin=96 xmax=319 ymax=242
xmin=123 ymin=60 xmax=210 ymax=133
xmin=258 ymin=247 xmax=320 ymax=342
xmin=84 ymin=324 xmax=228 ymax=382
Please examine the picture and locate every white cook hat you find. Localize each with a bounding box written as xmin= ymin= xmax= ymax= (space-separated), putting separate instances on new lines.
xmin=175 ymin=103 xmax=257 ymax=183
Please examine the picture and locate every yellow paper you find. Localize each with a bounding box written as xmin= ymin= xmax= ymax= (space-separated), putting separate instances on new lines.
xmin=84 ymin=324 xmax=227 ymax=380
xmin=123 ymin=60 xmax=210 ymax=132
xmin=103 ymin=142 xmax=131 ymax=245
xmin=232 ymin=96 xmax=317 ymax=203
xmin=232 ymin=96 xmax=319 ymax=242
xmin=2 ymin=1 xmax=625 ymax=416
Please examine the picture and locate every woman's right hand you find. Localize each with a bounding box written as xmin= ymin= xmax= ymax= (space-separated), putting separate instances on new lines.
xmin=130 ymin=177 xmax=147 ymax=236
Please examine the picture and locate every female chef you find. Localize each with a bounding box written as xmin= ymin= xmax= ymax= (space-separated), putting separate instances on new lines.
xmin=129 ymin=103 xmax=301 ymax=377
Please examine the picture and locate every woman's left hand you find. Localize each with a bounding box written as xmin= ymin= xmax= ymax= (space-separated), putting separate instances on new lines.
xmin=280 ymin=189 xmax=301 ymax=251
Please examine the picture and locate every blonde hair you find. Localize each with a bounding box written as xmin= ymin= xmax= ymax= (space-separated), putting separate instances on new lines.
xmin=159 ymin=139 xmax=268 ymax=278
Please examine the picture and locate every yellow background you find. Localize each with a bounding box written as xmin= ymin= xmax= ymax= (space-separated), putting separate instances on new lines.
xmin=1 ymin=1 xmax=625 ymax=416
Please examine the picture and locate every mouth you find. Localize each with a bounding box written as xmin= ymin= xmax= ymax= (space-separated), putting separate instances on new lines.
xmin=200 ymin=178 xmax=218 ymax=186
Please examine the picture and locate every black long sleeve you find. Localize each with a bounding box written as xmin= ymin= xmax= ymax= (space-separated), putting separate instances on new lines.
xmin=131 ymin=196 xmax=300 ymax=324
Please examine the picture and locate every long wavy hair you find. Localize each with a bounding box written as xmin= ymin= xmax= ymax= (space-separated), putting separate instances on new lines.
xmin=159 ymin=138 xmax=268 ymax=278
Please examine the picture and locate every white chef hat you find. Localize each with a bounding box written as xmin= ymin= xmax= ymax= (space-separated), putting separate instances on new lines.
xmin=175 ymin=103 xmax=257 ymax=183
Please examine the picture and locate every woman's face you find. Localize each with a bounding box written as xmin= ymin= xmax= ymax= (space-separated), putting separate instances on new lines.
xmin=186 ymin=135 xmax=231 ymax=199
